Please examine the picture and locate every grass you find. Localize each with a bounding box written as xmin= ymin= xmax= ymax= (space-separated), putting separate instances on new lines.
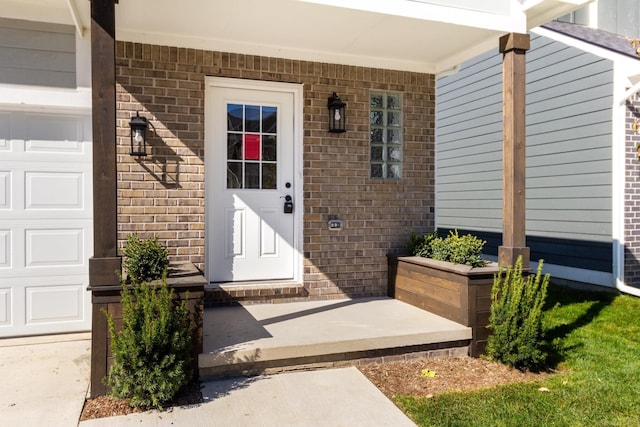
xmin=395 ymin=285 xmax=640 ymax=426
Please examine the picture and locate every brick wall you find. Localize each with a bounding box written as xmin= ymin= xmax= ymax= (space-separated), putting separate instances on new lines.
xmin=115 ymin=41 xmax=435 ymax=298
xmin=625 ymin=94 xmax=640 ymax=287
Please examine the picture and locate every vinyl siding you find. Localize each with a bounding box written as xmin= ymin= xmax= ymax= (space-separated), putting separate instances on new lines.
xmin=436 ymin=33 xmax=613 ymax=272
xmin=0 ymin=18 xmax=76 ymax=88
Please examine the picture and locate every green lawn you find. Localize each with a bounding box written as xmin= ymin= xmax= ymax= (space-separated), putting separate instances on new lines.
xmin=396 ymin=285 xmax=640 ymax=427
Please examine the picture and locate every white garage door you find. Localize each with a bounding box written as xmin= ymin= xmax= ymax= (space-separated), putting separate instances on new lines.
xmin=0 ymin=110 xmax=93 ymax=337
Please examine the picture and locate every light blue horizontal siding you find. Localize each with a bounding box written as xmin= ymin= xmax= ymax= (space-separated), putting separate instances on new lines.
xmin=0 ymin=18 xmax=75 ymax=88
xmin=436 ymin=33 xmax=613 ymax=247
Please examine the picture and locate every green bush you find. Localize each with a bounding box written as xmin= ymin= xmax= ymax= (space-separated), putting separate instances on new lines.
xmin=429 ymin=230 xmax=486 ymax=267
xmin=122 ymin=234 xmax=169 ymax=282
xmin=406 ymin=230 xmax=437 ymax=258
xmin=486 ymin=256 xmax=550 ymax=371
xmin=104 ymin=279 xmax=194 ymax=408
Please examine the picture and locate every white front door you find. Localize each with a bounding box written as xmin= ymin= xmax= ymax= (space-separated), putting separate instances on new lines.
xmin=206 ymin=79 xmax=300 ymax=282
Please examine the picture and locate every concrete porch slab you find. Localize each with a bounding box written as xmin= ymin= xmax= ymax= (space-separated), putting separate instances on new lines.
xmin=200 ymin=297 xmax=472 ymax=378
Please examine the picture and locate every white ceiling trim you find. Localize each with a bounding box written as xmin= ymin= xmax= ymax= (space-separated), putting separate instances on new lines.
xmin=66 ymin=0 xmax=84 ymax=38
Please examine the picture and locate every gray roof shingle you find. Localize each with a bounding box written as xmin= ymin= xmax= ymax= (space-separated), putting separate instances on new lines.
xmin=542 ymin=20 xmax=640 ymax=60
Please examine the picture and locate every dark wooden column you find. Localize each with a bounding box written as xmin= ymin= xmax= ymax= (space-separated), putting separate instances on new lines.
xmin=498 ymin=33 xmax=530 ymax=269
xmin=89 ymin=0 xmax=121 ymax=398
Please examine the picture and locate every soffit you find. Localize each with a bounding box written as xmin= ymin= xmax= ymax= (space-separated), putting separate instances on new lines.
xmin=0 ymin=0 xmax=592 ymax=73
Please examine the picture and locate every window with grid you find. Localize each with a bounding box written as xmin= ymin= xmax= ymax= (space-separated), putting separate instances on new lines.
xmin=370 ymin=92 xmax=402 ymax=179
xmin=226 ymin=103 xmax=277 ymax=189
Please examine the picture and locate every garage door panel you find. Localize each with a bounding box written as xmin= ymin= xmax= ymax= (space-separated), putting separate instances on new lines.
xmin=0 ymin=276 xmax=90 ymax=337
xmin=0 ymin=112 xmax=9 ymax=150
xmin=0 ymin=287 xmax=11 ymax=326
xmin=0 ymin=171 xmax=9 ymax=209
xmin=26 ymin=228 xmax=84 ymax=267
xmin=0 ymin=230 xmax=10 ymax=268
xmin=0 ymin=221 xmax=90 ymax=279
xmin=26 ymin=171 xmax=83 ymax=210
xmin=26 ymin=284 xmax=83 ymax=324
xmin=24 ymin=114 xmax=84 ymax=153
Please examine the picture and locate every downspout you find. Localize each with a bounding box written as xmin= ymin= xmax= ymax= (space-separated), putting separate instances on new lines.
xmin=613 ymin=84 xmax=640 ymax=297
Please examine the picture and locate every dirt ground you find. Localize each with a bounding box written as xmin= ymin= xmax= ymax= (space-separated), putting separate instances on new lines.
xmin=81 ymin=357 xmax=546 ymax=420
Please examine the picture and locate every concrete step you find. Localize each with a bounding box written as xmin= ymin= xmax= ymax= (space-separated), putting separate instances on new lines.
xmin=199 ymin=297 xmax=472 ymax=379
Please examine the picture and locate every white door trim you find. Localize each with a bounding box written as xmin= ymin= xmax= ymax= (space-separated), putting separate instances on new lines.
xmin=204 ymin=77 xmax=304 ymax=283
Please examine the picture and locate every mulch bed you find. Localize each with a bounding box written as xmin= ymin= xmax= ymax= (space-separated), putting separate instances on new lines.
xmin=80 ymin=381 xmax=203 ymax=421
xmin=358 ymin=356 xmax=548 ymax=399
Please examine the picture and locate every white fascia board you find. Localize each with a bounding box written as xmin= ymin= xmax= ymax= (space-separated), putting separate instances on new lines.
xmin=116 ymin=30 xmax=437 ymax=74
xmin=298 ymin=0 xmax=526 ymax=33
xmin=0 ymin=85 xmax=92 ymax=112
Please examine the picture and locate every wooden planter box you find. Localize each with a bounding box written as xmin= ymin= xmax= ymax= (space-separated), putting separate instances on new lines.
xmin=88 ymin=262 xmax=206 ymax=398
xmin=388 ymin=256 xmax=499 ymax=357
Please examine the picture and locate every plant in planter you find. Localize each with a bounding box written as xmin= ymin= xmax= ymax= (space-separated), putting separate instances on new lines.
xmin=407 ymin=229 xmax=487 ymax=267
xmin=389 ymin=229 xmax=496 ymax=356
xmin=103 ymin=279 xmax=194 ymax=408
xmin=406 ymin=230 xmax=437 ymax=258
xmin=122 ymin=234 xmax=169 ymax=282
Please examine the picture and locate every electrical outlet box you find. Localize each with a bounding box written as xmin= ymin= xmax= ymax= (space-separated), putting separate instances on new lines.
xmin=328 ymin=220 xmax=343 ymax=230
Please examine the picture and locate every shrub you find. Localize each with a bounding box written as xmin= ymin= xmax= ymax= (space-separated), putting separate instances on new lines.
xmin=407 ymin=230 xmax=437 ymax=258
xmin=122 ymin=234 xmax=169 ymax=282
xmin=104 ymin=279 xmax=194 ymax=408
xmin=429 ymin=230 xmax=486 ymax=267
xmin=486 ymin=256 xmax=550 ymax=371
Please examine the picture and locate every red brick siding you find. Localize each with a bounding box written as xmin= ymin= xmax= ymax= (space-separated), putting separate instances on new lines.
xmin=115 ymin=41 xmax=435 ymax=298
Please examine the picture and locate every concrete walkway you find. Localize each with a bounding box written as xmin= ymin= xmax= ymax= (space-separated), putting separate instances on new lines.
xmin=80 ymin=367 xmax=415 ymax=427
xmin=0 ymin=333 xmax=91 ymax=427
xmin=0 ymin=333 xmax=416 ymax=427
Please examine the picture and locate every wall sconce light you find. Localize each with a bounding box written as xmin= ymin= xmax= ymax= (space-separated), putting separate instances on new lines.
xmin=129 ymin=111 xmax=155 ymax=157
xmin=327 ymin=92 xmax=346 ymax=133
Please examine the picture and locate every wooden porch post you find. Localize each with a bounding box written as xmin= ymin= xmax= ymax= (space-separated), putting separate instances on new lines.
xmin=88 ymin=0 xmax=121 ymax=397
xmin=498 ymin=33 xmax=530 ymax=269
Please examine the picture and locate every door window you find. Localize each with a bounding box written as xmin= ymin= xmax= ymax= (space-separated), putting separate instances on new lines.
xmin=226 ymin=104 xmax=278 ymax=189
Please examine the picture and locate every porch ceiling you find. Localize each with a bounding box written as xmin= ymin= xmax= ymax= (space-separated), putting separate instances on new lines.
xmin=1 ymin=0 xmax=590 ymax=73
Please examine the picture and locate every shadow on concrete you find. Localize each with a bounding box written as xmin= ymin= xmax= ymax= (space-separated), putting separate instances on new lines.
xmin=203 ymin=306 xmax=272 ymax=351
xmin=259 ymin=299 xmax=362 ymax=326
xmin=202 ymin=375 xmax=267 ymax=401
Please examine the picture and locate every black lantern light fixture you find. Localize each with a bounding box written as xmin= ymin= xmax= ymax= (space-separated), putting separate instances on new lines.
xmin=327 ymin=92 xmax=346 ymax=133
xmin=129 ymin=111 xmax=154 ymax=157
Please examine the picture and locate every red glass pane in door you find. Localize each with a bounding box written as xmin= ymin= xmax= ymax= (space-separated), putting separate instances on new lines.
xmin=244 ymin=134 xmax=261 ymax=160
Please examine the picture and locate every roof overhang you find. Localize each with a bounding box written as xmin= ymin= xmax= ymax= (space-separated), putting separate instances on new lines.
xmin=0 ymin=0 xmax=592 ymax=73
